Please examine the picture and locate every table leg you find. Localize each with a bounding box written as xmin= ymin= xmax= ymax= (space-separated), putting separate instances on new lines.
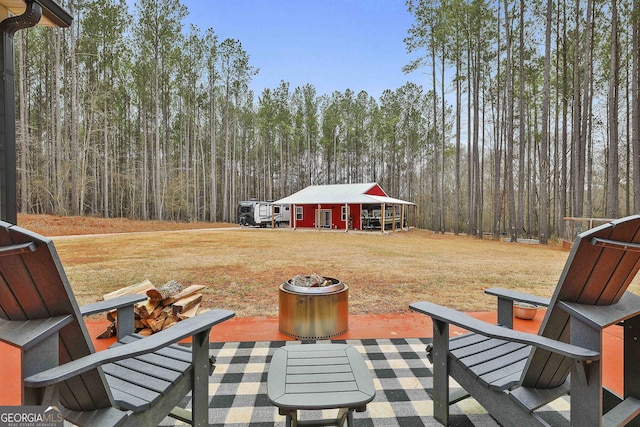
xmin=337 ymin=408 xmax=347 ymax=426
xmin=285 ymin=410 xmax=298 ymax=427
xmin=336 ymin=408 xmax=355 ymax=426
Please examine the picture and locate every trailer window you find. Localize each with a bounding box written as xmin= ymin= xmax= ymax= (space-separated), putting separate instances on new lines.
xmin=295 ymin=206 xmax=303 ymax=220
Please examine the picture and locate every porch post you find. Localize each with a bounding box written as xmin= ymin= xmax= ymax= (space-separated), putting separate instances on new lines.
xmin=0 ymin=1 xmax=44 ymax=224
xmin=344 ymin=203 xmax=348 ymax=232
xmin=0 ymin=29 xmax=16 ymax=224
xmin=392 ymin=204 xmax=396 ymax=232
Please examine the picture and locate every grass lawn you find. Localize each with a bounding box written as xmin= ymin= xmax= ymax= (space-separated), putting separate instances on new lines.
xmin=18 ymin=214 xmax=625 ymax=318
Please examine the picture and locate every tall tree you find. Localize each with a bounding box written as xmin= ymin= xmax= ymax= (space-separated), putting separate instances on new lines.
xmin=503 ymin=0 xmax=517 ymax=242
xmin=205 ymin=28 xmax=219 ymax=221
xmin=134 ymin=0 xmax=188 ymax=220
xmin=539 ymin=0 xmax=553 ymax=244
xmin=575 ymin=0 xmax=593 ymax=218
xmin=633 ymin=0 xmax=640 ymax=212
xmin=607 ymin=0 xmax=620 ymax=218
xmin=218 ymin=38 xmax=255 ymax=220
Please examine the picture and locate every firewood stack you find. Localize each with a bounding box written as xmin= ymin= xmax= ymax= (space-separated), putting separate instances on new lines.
xmin=98 ymin=279 xmax=207 ymax=338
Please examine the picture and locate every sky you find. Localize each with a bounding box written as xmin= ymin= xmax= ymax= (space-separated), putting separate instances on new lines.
xmin=178 ymin=0 xmax=423 ymax=100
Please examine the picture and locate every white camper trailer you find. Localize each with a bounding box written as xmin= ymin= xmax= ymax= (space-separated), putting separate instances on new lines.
xmin=237 ymin=200 xmax=291 ymax=227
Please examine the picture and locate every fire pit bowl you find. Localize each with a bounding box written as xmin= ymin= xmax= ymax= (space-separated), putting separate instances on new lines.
xmin=279 ymin=275 xmax=348 ymax=339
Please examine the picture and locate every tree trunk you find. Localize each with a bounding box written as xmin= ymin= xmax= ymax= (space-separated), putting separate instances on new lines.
xmin=539 ymin=0 xmax=552 ymax=244
xmin=576 ymin=0 xmax=593 ymax=218
xmin=517 ymin=0 xmax=526 ymax=239
xmin=103 ymin=97 xmax=109 ymax=218
xmin=633 ymin=0 xmax=640 ymax=212
xmin=503 ymin=0 xmax=517 ymax=242
xmin=606 ymin=0 xmax=619 ymax=218
xmin=54 ymin=32 xmax=63 ymax=214
xmin=69 ymin=0 xmax=79 ymax=216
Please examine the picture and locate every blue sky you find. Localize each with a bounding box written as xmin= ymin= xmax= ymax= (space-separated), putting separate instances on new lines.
xmin=179 ymin=0 xmax=423 ymax=100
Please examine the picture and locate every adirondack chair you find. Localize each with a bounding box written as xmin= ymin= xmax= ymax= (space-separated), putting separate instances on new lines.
xmin=410 ymin=215 xmax=640 ymax=427
xmin=0 ymin=221 xmax=235 ymax=427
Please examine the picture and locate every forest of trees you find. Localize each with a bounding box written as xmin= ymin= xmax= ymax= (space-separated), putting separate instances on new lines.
xmin=14 ymin=0 xmax=640 ymax=243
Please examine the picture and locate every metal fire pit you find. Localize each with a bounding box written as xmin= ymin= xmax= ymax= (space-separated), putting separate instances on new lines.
xmin=279 ymin=276 xmax=348 ymax=339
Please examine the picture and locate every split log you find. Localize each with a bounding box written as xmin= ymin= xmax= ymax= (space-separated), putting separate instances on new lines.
xmin=177 ymin=302 xmax=201 ymax=320
xmin=162 ymin=316 xmax=179 ymax=329
xmin=146 ymin=317 xmax=166 ymax=332
xmin=146 ymin=280 xmax=182 ymax=301
xmin=102 ymin=279 xmax=154 ymax=300
xmin=148 ymin=304 xmax=164 ymax=319
xmin=97 ymin=322 xmax=116 ymax=339
xmin=137 ymin=328 xmax=153 ymax=337
xmin=172 ymin=293 xmax=203 ymax=315
xmin=136 ymin=299 xmax=161 ymax=318
xmin=161 ymin=284 xmax=206 ymax=306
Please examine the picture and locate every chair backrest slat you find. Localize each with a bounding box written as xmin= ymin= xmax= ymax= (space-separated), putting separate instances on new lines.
xmin=0 ymin=221 xmax=113 ymax=410
xmin=522 ymin=215 xmax=640 ymax=388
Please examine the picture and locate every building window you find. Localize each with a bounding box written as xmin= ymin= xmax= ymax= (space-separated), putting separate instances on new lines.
xmin=341 ymin=206 xmax=348 ymax=221
xmin=295 ymin=206 xmax=303 ymax=220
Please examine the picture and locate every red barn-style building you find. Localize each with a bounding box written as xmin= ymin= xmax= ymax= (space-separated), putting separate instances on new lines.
xmin=274 ymin=183 xmax=415 ymax=231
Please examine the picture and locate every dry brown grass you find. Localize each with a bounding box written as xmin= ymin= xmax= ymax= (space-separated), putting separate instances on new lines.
xmin=18 ymin=213 xmax=234 ymax=236
xmin=14 ymin=214 xmax=598 ymax=318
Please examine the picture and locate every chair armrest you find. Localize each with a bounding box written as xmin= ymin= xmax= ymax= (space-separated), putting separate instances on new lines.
xmin=79 ymin=294 xmax=148 ymax=316
xmin=410 ymin=301 xmax=599 ymax=361
xmin=0 ymin=315 xmax=73 ymax=350
xmin=484 ymin=287 xmax=550 ymax=307
xmin=560 ymin=291 xmax=640 ymax=329
xmin=23 ymin=309 xmax=235 ymax=388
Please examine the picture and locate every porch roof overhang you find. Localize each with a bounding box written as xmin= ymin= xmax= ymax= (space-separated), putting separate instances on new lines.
xmin=0 ymin=0 xmax=72 ymax=28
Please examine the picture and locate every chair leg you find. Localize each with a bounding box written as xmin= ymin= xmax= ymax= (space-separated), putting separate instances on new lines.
xmin=432 ymin=319 xmax=450 ymax=425
xmin=570 ymin=317 xmax=602 ymax=427
xmin=625 ymin=315 xmax=640 ymax=426
xmin=115 ymin=305 xmax=136 ymax=340
xmin=625 ymin=316 xmax=640 ymax=399
xmin=23 ymin=332 xmax=59 ymax=405
xmin=191 ymin=328 xmax=212 ymax=427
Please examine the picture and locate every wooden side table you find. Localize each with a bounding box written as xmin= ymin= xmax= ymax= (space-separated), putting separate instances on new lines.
xmin=267 ymin=343 xmax=376 ymax=427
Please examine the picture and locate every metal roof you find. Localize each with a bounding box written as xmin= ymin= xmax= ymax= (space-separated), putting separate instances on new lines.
xmin=274 ymin=183 xmax=414 ymax=205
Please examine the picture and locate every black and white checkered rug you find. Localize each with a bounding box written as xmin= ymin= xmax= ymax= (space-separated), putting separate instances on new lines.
xmin=161 ymin=338 xmax=570 ymax=426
